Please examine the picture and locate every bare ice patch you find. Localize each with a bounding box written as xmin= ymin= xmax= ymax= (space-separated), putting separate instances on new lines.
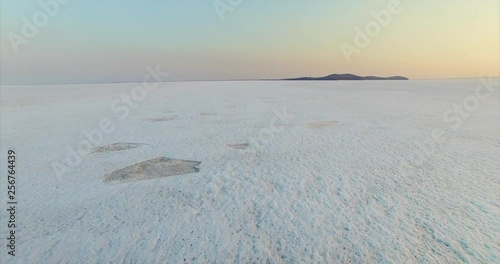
xmin=199 ymin=113 xmax=216 ymax=116
xmin=227 ymin=143 xmax=250 ymax=149
xmin=92 ymin=143 xmax=146 ymax=153
xmin=147 ymin=116 xmax=177 ymax=122
xmin=102 ymin=157 xmax=201 ymax=183
xmin=307 ymin=121 xmax=338 ymax=129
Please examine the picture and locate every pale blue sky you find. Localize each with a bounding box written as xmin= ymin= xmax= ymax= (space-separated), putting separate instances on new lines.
xmin=1 ymin=0 xmax=499 ymax=84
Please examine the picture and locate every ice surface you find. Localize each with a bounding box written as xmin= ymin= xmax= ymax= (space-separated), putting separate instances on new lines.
xmin=0 ymin=80 xmax=498 ymax=263
xmin=307 ymin=121 xmax=338 ymax=128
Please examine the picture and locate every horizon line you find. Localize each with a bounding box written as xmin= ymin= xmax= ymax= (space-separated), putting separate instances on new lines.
xmin=2 ymin=76 xmax=499 ymax=86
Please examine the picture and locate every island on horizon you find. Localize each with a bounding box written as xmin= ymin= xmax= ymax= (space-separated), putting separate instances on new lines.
xmin=281 ymin=73 xmax=409 ymax=81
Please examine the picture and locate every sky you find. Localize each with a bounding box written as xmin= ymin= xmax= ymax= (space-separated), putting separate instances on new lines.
xmin=1 ymin=0 xmax=499 ymax=84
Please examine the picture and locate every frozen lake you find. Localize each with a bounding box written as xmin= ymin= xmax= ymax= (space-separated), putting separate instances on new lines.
xmin=0 ymin=80 xmax=498 ymax=263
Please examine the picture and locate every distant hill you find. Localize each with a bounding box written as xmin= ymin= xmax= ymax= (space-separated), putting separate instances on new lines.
xmin=283 ymin=74 xmax=409 ymax=81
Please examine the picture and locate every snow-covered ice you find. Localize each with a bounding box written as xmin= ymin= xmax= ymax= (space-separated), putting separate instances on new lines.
xmin=0 ymin=80 xmax=498 ymax=263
